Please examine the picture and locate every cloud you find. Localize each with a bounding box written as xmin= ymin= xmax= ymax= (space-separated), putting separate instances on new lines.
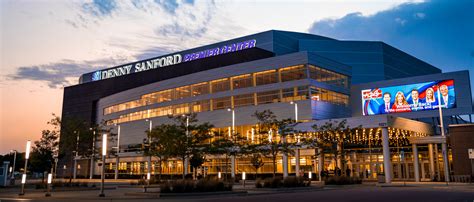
xmin=308 ymin=0 xmax=474 ymax=71
xmin=82 ymin=0 xmax=117 ymax=16
xmin=8 ymin=58 xmax=128 ymax=88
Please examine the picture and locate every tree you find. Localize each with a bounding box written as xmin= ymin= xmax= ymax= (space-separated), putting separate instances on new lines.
xmin=29 ymin=129 xmax=59 ymax=182
xmin=147 ymin=123 xmax=179 ymax=181
xmin=189 ymin=152 xmax=205 ymax=180
xmin=311 ymin=119 xmax=360 ymax=174
xmin=250 ymin=153 xmax=264 ymax=178
xmin=148 ymin=113 xmax=213 ymax=180
xmin=253 ymin=110 xmax=296 ymax=177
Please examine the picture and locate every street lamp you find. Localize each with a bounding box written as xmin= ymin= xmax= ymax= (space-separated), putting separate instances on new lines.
xmin=227 ymin=108 xmax=236 ymax=179
xmin=114 ymin=124 xmax=121 ymax=180
xmin=10 ymin=150 xmax=17 ymax=181
xmin=73 ymin=130 xmax=80 ymax=179
xmin=99 ymin=134 xmax=107 ymax=197
xmin=19 ymin=140 xmax=31 ymax=196
xmin=145 ymin=119 xmax=152 ymax=184
xmin=290 ymin=101 xmax=298 ymax=122
xmin=182 ymin=114 xmax=190 ymax=177
xmin=89 ymin=127 xmax=96 ymax=179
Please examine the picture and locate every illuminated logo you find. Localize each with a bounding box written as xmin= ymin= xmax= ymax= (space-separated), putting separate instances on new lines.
xmin=362 ymin=89 xmax=382 ymax=100
xmin=92 ymin=71 xmax=102 ymax=81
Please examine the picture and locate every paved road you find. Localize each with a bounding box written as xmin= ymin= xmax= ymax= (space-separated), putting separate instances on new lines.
xmin=0 ymin=185 xmax=472 ymax=202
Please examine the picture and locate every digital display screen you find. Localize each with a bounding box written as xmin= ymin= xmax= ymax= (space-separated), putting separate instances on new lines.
xmin=362 ymin=79 xmax=455 ymax=115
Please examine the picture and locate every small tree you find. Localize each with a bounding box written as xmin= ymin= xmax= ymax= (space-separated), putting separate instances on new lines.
xmin=189 ymin=152 xmax=205 ymax=179
xmin=253 ymin=110 xmax=296 ymax=177
xmin=311 ymin=119 xmax=360 ymax=174
xmin=29 ymin=129 xmax=59 ymax=182
xmin=250 ymin=153 xmax=264 ymax=178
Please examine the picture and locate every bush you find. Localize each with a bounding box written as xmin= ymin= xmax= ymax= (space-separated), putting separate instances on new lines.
xmin=283 ymin=176 xmax=307 ymax=187
xmin=160 ymin=179 xmax=232 ymax=193
xmin=255 ymin=178 xmax=263 ymax=188
xmin=263 ymin=177 xmax=282 ymax=188
xmin=325 ymin=176 xmax=362 ymax=185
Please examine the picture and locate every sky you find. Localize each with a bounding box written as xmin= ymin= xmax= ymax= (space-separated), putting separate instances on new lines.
xmin=1 ymin=0 xmax=473 ymax=154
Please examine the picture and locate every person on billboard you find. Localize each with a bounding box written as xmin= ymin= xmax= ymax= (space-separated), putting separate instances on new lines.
xmin=410 ymin=89 xmax=424 ymax=111
xmin=378 ymin=92 xmax=392 ymax=114
xmin=439 ymin=85 xmax=455 ymax=108
xmin=425 ymin=87 xmax=437 ymax=109
xmin=392 ymin=91 xmax=411 ymax=112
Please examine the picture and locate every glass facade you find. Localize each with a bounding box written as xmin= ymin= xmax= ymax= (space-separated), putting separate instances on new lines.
xmin=104 ymin=64 xmax=351 ymax=124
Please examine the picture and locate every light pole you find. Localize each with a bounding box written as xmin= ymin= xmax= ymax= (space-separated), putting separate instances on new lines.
xmin=10 ymin=150 xmax=17 ymax=181
xmin=182 ymin=114 xmax=190 ymax=177
xmin=73 ymin=131 xmax=80 ymax=179
xmin=227 ymin=108 xmax=236 ymax=179
xmin=290 ymin=101 xmax=300 ymax=175
xmin=114 ymin=124 xmax=121 ymax=180
xmin=290 ymin=101 xmax=298 ymax=122
xmin=436 ymin=86 xmax=450 ymax=183
xmin=99 ymin=134 xmax=107 ymax=197
xmin=89 ymin=128 xmax=96 ymax=179
xmin=145 ymin=119 xmax=152 ymax=183
xmin=19 ymin=140 xmax=31 ymax=196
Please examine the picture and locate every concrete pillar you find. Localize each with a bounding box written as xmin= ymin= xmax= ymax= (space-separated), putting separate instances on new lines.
xmin=336 ymin=144 xmax=342 ymax=169
xmin=381 ymin=127 xmax=392 ymax=183
xmin=428 ymin=144 xmax=435 ymax=180
xmin=147 ymin=156 xmax=152 ymax=177
xmin=318 ymin=148 xmax=323 ymax=181
xmin=231 ymin=155 xmax=236 ymax=178
xmin=441 ymin=143 xmax=450 ymax=182
xmin=421 ymin=161 xmax=426 ymax=180
xmin=283 ymin=153 xmax=288 ymax=178
xmin=434 ymin=144 xmax=440 ymax=179
xmin=295 ymin=149 xmax=300 ymax=175
xmin=115 ymin=156 xmax=119 ymax=180
xmin=412 ymin=144 xmax=420 ymax=182
xmin=73 ymin=158 xmax=77 ymax=179
xmin=184 ymin=158 xmax=189 ymax=176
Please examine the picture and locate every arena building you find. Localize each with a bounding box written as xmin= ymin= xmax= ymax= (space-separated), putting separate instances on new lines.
xmin=60 ymin=30 xmax=473 ymax=183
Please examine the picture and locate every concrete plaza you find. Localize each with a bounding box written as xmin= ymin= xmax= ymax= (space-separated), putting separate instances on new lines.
xmin=0 ymin=182 xmax=473 ymax=202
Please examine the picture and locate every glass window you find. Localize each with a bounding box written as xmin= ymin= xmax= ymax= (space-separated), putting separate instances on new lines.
xmin=175 ymin=86 xmax=191 ymax=99
xmin=308 ymin=64 xmax=349 ymax=88
xmin=232 ymin=74 xmax=253 ymax=89
xmin=211 ymin=78 xmax=230 ymax=93
xmin=212 ymin=96 xmax=231 ymax=110
xmin=280 ymin=65 xmax=306 ymax=82
xmin=233 ymin=93 xmax=254 ymax=108
xmin=310 ymin=86 xmax=348 ymax=106
xmin=157 ymin=90 xmax=173 ymax=102
xmin=192 ymin=82 xmax=209 ymax=96
xmin=173 ymin=103 xmax=189 ymax=114
xmin=282 ymin=86 xmax=309 ymax=102
xmin=257 ymin=90 xmax=280 ymax=105
xmin=255 ymin=70 xmax=278 ymax=86
xmin=192 ymin=100 xmax=210 ymax=113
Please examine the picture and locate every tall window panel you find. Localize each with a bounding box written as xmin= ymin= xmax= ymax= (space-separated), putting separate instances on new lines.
xmin=256 ymin=90 xmax=280 ymax=105
xmin=191 ymin=82 xmax=209 ymax=96
xmin=282 ymin=86 xmax=309 ymax=102
xmin=212 ymin=96 xmax=232 ymax=110
xmin=233 ymin=93 xmax=255 ymax=108
xmin=175 ymin=85 xmax=191 ymax=99
xmin=255 ymin=70 xmax=278 ymax=86
xmin=232 ymin=74 xmax=253 ymax=89
xmin=211 ymin=78 xmax=230 ymax=93
xmin=192 ymin=100 xmax=210 ymax=112
xmin=280 ymin=65 xmax=307 ymax=82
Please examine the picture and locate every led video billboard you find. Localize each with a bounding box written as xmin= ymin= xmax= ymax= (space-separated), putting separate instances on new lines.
xmin=362 ymin=79 xmax=455 ymax=115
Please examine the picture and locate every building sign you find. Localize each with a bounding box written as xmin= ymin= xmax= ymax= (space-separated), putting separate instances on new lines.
xmin=361 ymin=79 xmax=456 ymax=115
xmin=91 ymin=39 xmax=257 ymax=81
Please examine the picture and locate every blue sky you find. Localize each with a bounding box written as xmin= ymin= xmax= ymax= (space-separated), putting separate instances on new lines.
xmin=0 ymin=0 xmax=472 ymax=153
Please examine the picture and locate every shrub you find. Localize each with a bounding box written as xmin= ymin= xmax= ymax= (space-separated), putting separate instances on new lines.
xmin=160 ymin=179 xmax=232 ymax=193
xmin=255 ymin=178 xmax=263 ymax=188
xmin=283 ymin=176 xmax=307 ymax=187
xmin=325 ymin=176 xmax=362 ymax=185
xmin=263 ymin=177 xmax=282 ymax=188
